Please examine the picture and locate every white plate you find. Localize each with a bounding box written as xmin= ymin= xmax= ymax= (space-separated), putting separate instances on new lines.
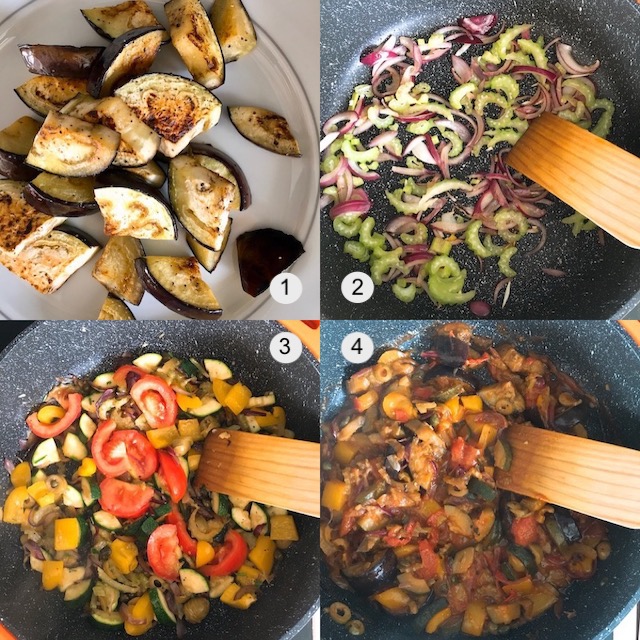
xmin=0 ymin=0 xmax=319 ymax=319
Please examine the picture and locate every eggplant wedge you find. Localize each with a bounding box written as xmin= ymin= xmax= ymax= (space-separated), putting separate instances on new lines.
xmin=236 ymin=228 xmax=304 ymax=297
xmin=24 ymin=174 xmax=98 ymax=217
xmin=15 ymin=76 xmax=89 ymax=117
xmin=95 ymin=175 xmax=177 ymax=240
xmin=98 ymin=294 xmax=136 ymax=319
xmin=164 ymin=0 xmax=225 ymax=90
xmin=210 ymin=0 xmax=257 ymax=63
xmin=26 ymin=111 xmax=120 ymax=178
xmin=186 ymin=220 xmax=232 ymax=273
xmin=81 ymin=0 xmax=169 ymax=41
xmin=115 ymin=73 xmax=222 ymax=157
xmin=62 ymin=94 xmax=160 ymax=167
xmin=19 ymin=45 xmax=104 ymax=79
xmin=136 ymin=255 xmax=222 ymax=319
xmin=0 ymin=116 xmax=42 ymax=181
xmin=87 ymin=26 xmax=165 ymax=98
xmin=0 ymin=180 xmax=66 ymax=255
xmin=169 ymin=154 xmax=234 ymax=251
xmin=124 ymin=159 xmax=166 ymax=188
xmin=92 ymin=235 xmax=145 ymax=305
xmin=228 ymin=106 xmax=301 ymax=157
xmin=189 ymin=142 xmax=251 ymax=210
xmin=0 ymin=225 xmax=100 ymax=294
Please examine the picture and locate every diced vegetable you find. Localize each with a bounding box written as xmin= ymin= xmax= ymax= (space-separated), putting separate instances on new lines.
xmin=180 ymin=568 xmax=209 ymax=594
xmin=10 ymin=461 xmax=31 ymax=487
xmin=42 ymin=560 xmax=65 ymax=590
xmin=32 ymin=438 xmax=60 ymax=468
xmin=111 ymin=538 xmax=138 ymax=573
xmin=248 ymin=535 xmax=276 ymax=575
xmin=93 ymin=510 xmax=123 ymax=531
xmin=62 ymin=433 xmax=88 ymax=461
xmin=149 ymin=587 xmax=176 ymax=625
xmin=2 ymin=486 xmax=30 ymax=524
xmin=54 ymin=517 xmax=85 ymax=551
xmin=220 ymin=581 xmax=257 ymax=609
xmin=269 ymin=514 xmax=298 ymax=541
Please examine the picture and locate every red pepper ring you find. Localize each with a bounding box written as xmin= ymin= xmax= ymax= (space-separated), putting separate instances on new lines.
xmin=199 ymin=530 xmax=248 ymax=577
xmin=26 ymin=393 xmax=83 ymax=439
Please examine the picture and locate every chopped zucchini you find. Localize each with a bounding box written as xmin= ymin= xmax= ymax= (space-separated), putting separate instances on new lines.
xmin=62 ymin=485 xmax=84 ymax=509
xmin=79 ymin=413 xmax=97 ymax=441
xmin=132 ymin=352 xmax=162 ymax=372
xmin=249 ymin=503 xmax=269 ymax=532
xmin=32 ymin=438 xmax=60 ymax=468
xmin=248 ymin=392 xmax=276 ymax=408
xmin=80 ymin=477 xmax=101 ymax=506
xmin=62 ymin=433 xmax=88 ymax=461
xmin=231 ymin=507 xmax=252 ymax=531
xmin=64 ymin=578 xmax=93 ymax=608
xmin=188 ymin=396 xmax=222 ymax=417
xmin=229 ymin=495 xmax=251 ymax=510
xmin=212 ymin=492 xmax=231 ymax=517
xmin=204 ymin=358 xmax=232 ymax=380
xmin=494 ymin=438 xmax=512 ymax=471
xmin=92 ymin=372 xmax=116 ymax=389
xmin=179 ymin=568 xmax=209 ymax=594
xmin=91 ymin=610 xmax=124 ymax=629
xmin=209 ymin=575 xmax=234 ymax=598
xmin=93 ymin=510 xmax=122 ymax=531
xmin=149 ymin=587 xmax=176 ymax=625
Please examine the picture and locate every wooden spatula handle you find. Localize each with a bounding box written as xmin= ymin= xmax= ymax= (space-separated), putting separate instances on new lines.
xmin=495 ymin=424 xmax=640 ymax=528
xmin=196 ymin=430 xmax=320 ymax=518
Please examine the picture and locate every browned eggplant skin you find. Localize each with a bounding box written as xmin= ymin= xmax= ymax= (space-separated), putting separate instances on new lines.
xmin=19 ymin=45 xmax=104 ymax=79
xmin=134 ymin=257 xmax=223 ymax=319
xmin=188 ymin=142 xmax=251 ymax=210
xmin=0 ymin=151 xmax=39 ymax=181
xmin=236 ymin=228 xmax=304 ymax=297
xmin=54 ymin=223 xmax=101 ymax=248
xmin=98 ymin=294 xmax=136 ymax=320
xmin=23 ymin=183 xmax=99 ymax=217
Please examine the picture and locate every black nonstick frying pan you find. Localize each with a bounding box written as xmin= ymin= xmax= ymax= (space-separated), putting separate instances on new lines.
xmin=0 ymin=321 xmax=319 ymax=640
xmin=320 ymin=0 xmax=640 ymax=319
xmin=320 ymin=320 xmax=640 ymax=639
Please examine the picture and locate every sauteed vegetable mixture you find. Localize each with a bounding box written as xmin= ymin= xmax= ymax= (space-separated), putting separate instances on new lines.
xmin=321 ymin=323 xmax=610 ymax=636
xmin=320 ymin=15 xmax=614 ymax=313
xmin=1 ymin=354 xmax=299 ymax=636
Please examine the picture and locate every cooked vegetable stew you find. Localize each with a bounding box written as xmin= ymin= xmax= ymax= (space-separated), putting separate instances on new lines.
xmin=1 ymin=352 xmax=299 ymax=636
xmin=321 ymin=323 xmax=609 ymax=636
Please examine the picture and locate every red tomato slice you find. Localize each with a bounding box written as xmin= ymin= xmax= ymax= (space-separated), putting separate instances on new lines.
xmin=130 ymin=375 xmax=178 ymax=429
xmin=99 ymin=478 xmax=154 ymax=519
xmin=450 ymin=436 xmax=480 ymax=471
xmin=166 ymin=506 xmax=197 ymax=557
xmin=157 ymin=449 xmax=187 ymax=503
xmin=511 ymin=515 xmax=539 ymax=547
xmin=26 ymin=393 xmax=82 ymax=439
xmin=91 ymin=420 xmax=158 ymax=479
xmin=199 ymin=530 xmax=248 ymax=577
xmin=113 ymin=365 xmax=147 ymax=389
xmin=147 ymin=524 xmax=182 ymax=581
xmin=417 ymin=540 xmax=440 ymax=580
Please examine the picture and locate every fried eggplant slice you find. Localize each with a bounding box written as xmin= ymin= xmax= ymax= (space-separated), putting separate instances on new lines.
xmin=210 ymin=0 xmax=257 ymax=62
xmin=228 ymin=106 xmax=301 ymax=157
xmin=169 ymin=154 xmax=234 ymax=251
xmin=26 ymin=111 xmax=120 ymax=178
xmin=24 ymin=174 xmax=98 ymax=217
xmin=186 ymin=220 xmax=232 ymax=273
xmin=81 ymin=0 xmax=169 ymax=41
xmin=19 ymin=45 xmax=104 ymax=79
xmin=165 ymin=0 xmax=225 ymax=90
xmin=136 ymin=255 xmax=222 ymax=319
xmin=115 ymin=73 xmax=222 ymax=157
xmin=236 ymin=228 xmax=304 ymax=297
xmin=0 ymin=225 xmax=99 ymax=294
xmin=0 ymin=180 xmax=66 ymax=255
xmin=87 ymin=26 xmax=165 ymax=98
xmin=98 ymin=293 xmax=136 ymax=319
xmin=0 ymin=116 xmax=42 ymax=181
xmin=123 ymin=159 xmax=166 ymax=188
xmin=92 ymin=235 xmax=145 ymax=305
xmin=15 ymin=76 xmax=89 ymax=117
xmin=189 ymin=142 xmax=251 ymax=210
xmin=62 ymin=94 xmax=160 ymax=167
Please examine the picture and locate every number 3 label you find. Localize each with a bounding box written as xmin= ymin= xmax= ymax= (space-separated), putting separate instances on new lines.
xmin=341 ymin=272 xmax=374 ymax=303
xmin=341 ymin=332 xmax=374 ymax=364
xmin=270 ymin=332 xmax=303 ymax=363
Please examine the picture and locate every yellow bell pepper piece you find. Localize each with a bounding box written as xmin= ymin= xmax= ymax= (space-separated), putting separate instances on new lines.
xmin=111 ymin=538 xmax=139 ymax=574
xmin=176 ymin=393 xmax=203 ymax=412
xmin=461 ymin=394 xmax=483 ymax=413
xmin=444 ymin=395 xmax=464 ymax=422
xmin=372 ymin=587 xmax=414 ymax=614
xmin=54 ymin=517 xmax=83 ymax=551
xmin=235 ymin=563 xmax=263 ymax=586
xmin=269 ymin=515 xmax=299 ymax=541
xmin=212 ymin=378 xmax=232 ymax=404
xmin=477 ymin=423 xmax=498 ymax=451
xmin=224 ymin=382 xmax=252 ymax=415
xmin=146 ymin=425 xmax=179 ymax=449
xmin=124 ymin=592 xmax=154 ymax=636
xmin=253 ymin=406 xmax=285 ymax=427
xmin=462 ymin=601 xmax=487 ymax=636
xmin=27 ymin=480 xmax=55 ymax=507
xmin=195 ymin=540 xmax=215 ymax=568
xmin=178 ymin=419 xmax=202 ymax=440
xmin=426 ymin=606 xmax=452 ymax=633
xmin=37 ymin=405 xmax=66 ymax=424
xmin=187 ymin=451 xmax=201 ymax=471
xmin=77 ymin=457 xmax=97 ymax=477
xmin=248 ymin=535 xmax=276 ymax=575
xmin=220 ymin=582 xmax=257 ymax=609
xmin=3 ymin=486 xmax=31 ymax=524
xmin=333 ymin=441 xmax=357 ymax=466
xmin=321 ymin=480 xmax=349 ymax=512
xmin=10 ymin=461 xmax=31 ymax=487
xmin=42 ymin=560 xmax=64 ymax=590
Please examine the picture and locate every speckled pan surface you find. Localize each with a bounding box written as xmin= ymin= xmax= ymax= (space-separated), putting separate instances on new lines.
xmin=0 ymin=321 xmax=319 ymax=640
xmin=320 ymin=0 xmax=640 ymax=320
xmin=320 ymin=320 xmax=640 ymax=639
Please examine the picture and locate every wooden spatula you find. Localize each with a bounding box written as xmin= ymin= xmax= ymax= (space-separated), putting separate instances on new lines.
xmin=506 ymin=112 xmax=640 ymax=249
xmin=495 ymin=423 xmax=640 ymax=528
xmin=196 ymin=429 xmax=320 ymax=517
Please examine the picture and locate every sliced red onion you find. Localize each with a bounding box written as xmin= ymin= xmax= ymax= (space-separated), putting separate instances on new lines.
xmin=4 ymin=458 xmax=15 ymax=474
xmin=511 ymin=65 xmax=558 ymax=82
xmin=525 ymin=218 xmax=547 ymax=255
xmin=395 ymin=111 xmax=436 ymax=123
xmin=431 ymin=211 xmax=470 ymax=234
xmin=493 ymin=277 xmax=511 ymax=304
xmin=501 ymin=279 xmax=513 ymax=308
xmin=556 ymin=43 xmax=600 ymax=76
xmin=451 ymin=55 xmax=473 ymax=84
xmin=329 ymin=196 xmax=371 ymax=220
xmin=542 ymin=268 xmax=566 ymax=277
xmin=320 ymin=131 xmax=340 ymax=154
xmin=368 ymin=130 xmax=398 ymax=148
xmin=319 ymin=193 xmax=333 ymax=209
xmin=319 ymin=156 xmax=348 ymax=188
xmin=433 ymin=118 xmax=472 ymax=142
xmin=469 ymin=300 xmax=491 ymax=317
xmin=322 ymin=111 xmax=359 ymax=136
xmin=385 ymin=216 xmax=420 ymax=235
xmin=458 ymin=14 xmax=498 ymax=35
xmin=347 ymin=159 xmax=380 ymax=181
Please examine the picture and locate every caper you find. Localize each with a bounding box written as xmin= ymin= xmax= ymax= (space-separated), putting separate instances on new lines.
xmin=183 ymin=597 xmax=210 ymax=624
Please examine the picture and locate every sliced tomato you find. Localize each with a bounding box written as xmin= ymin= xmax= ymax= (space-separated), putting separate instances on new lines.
xmin=147 ymin=524 xmax=182 ymax=581
xmin=157 ymin=449 xmax=187 ymax=503
xmin=199 ymin=530 xmax=248 ymax=577
xmin=166 ymin=506 xmax=197 ymax=557
xmin=416 ymin=540 xmax=441 ymax=580
xmin=130 ymin=375 xmax=178 ymax=428
xmin=450 ymin=436 xmax=480 ymax=471
xmin=113 ymin=364 xmax=147 ymax=389
xmin=91 ymin=420 xmax=158 ymax=479
xmin=99 ymin=478 xmax=154 ymax=519
xmin=26 ymin=393 xmax=82 ymax=439
xmin=511 ymin=515 xmax=539 ymax=547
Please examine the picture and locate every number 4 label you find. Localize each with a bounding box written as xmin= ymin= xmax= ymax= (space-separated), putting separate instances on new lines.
xmin=341 ymin=332 xmax=374 ymax=364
